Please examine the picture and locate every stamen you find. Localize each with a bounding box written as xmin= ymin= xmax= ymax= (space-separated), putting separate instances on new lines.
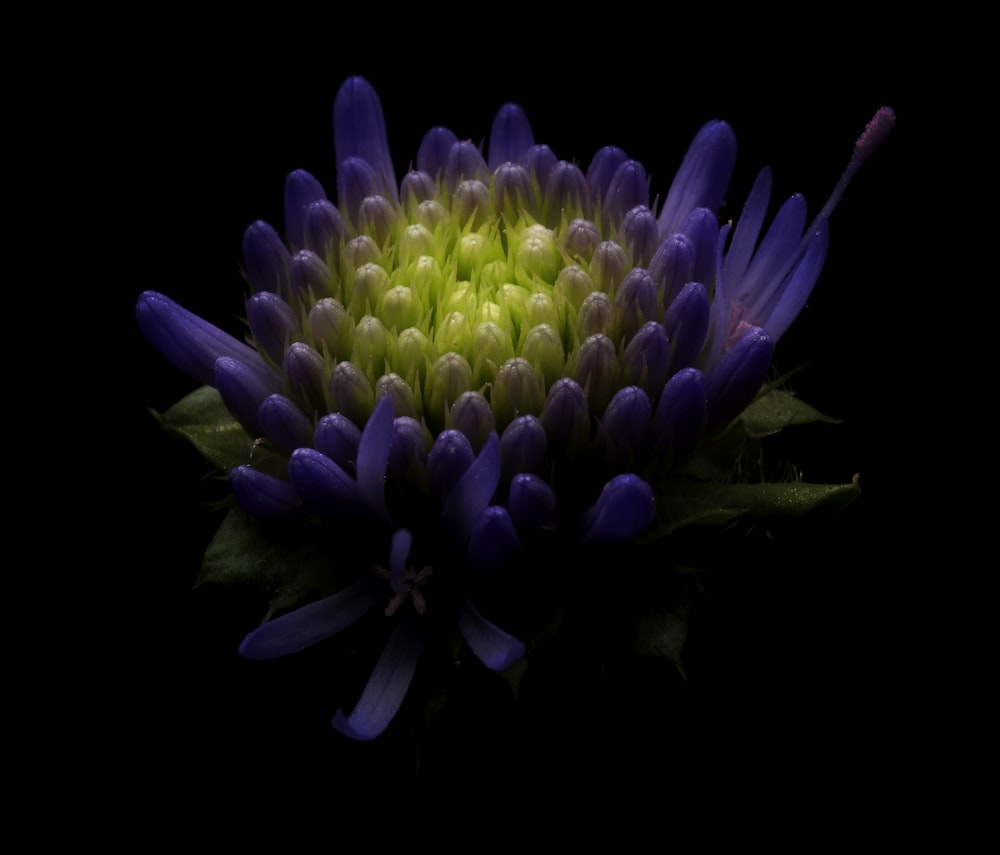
xmin=372 ymin=562 xmax=433 ymax=616
xmin=817 ymin=106 xmax=896 ymax=222
xmin=794 ymin=106 xmax=896 ymax=262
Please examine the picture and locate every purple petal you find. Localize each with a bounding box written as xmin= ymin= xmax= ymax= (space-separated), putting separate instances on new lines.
xmin=722 ymin=166 xmax=772 ymax=288
xmin=242 ymin=221 xmax=292 ymax=297
xmin=284 ymin=168 xmax=328 ymax=252
xmin=705 ymin=325 xmax=774 ymax=431
xmin=586 ymin=145 xmax=628 ymax=202
xmin=416 ymin=126 xmax=459 ymax=178
xmin=440 ymin=432 xmax=501 ymax=543
xmin=457 ymin=598 xmax=526 ymax=671
xmin=355 ymin=394 xmax=395 ymax=523
xmin=650 ymin=367 xmax=707 ymax=458
xmin=228 ymin=466 xmax=303 ymax=522
xmin=287 ymin=447 xmax=360 ymax=519
xmin=238 ymin=577 xmax=381 ymax=660
xmin=135 ymin=291 xmax=267 ymax=389
xmin=467 ymin=505 xmax=521 ymax=568
xmin=333 ymin=76 xmax=397 ymax=203
xmin=604 ymin=159 xmax=649 ymax=226
xmin=663 ymin=281 xmax=710 ymax=373
xmin=583 ymin=473 xmax=656 ymax=544
xmin=657 ymin=119 xmax=737 ymax=237
xmin=214 ymin=355 xmax=279 ymax=438
xmin=488 ymin=102 xmax=534 ymax=171
xmin=445 ymin=140 xmax=489 ymax=190
xmin=331 ymin=616 xmax=424 ymax=741
xmin=313 ymin=412 xmax=361 ymax=470
xmin=246 ymin=291 xmax=298 ymax=365
xmin=763 ymin=218 xmax=829 ymax=342
xmin=507 ymin=473 xmax=558 ymax=530
xmin=258 ymin=393 xmax=314 ymax=454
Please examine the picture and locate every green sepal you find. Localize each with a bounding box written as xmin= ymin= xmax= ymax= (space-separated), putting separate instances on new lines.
xmin=651 ymin=475 xmax=861 ymax=536
xmin=195 ymin=506 xmax=334 ymax=614
xmin=153 ymin=385 xmax=255 ymax=472
xmin=738 ymin=388 xmax=840 ymax=437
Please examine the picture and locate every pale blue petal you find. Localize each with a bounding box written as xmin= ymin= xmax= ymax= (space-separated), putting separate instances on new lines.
xmin=457 ymin=598 xmax=526 ymax=671
xmin=331 ymin=617 xmax=424 ymax=741
xmin=440 ymin=432 xmax=501 ymax=543
xmin=355 ymin=394 xmax=395 ymax=525
xmin=238 ymin=577 xmax=381 ymax=660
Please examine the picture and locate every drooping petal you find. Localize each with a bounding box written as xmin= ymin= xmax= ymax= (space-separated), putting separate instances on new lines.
xmin=332 ymin=616 xmax=424 ymax=741
xmin=333 ymin=76 xmax=398 ymax=203
xmin=238 ymin=576 xmax=382 ymax=660
xmin=457 ymin=598 xmax=526 ymax=671
xmin=583 ymin=473 xmax=656 ymax=544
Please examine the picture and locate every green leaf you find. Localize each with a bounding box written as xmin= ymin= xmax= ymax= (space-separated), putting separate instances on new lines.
xmin=154 ymin=386 xmax=255 ymax=472
xmin=738 ymin=388 xmax=840 ymax=437
xmin=653 ymin=475 xmax=861 ymax=535
xmin=196 ymin=507 xmax=335 ymax=612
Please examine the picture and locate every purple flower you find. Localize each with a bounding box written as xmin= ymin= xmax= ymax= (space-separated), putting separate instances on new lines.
xmin=138 ymin=74 xmax=892 ymax=741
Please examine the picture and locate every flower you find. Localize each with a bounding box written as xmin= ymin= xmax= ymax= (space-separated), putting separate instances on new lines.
xmin=137 ymin=76 xmax=892 ymax=741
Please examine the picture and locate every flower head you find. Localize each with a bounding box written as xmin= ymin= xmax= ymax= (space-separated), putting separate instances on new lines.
xmin=138 ymin=76 xmax=891 ymax=741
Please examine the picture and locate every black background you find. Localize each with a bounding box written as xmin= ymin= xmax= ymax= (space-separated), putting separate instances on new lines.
xmin=86 ymin=18 xmax=916 ymax=810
